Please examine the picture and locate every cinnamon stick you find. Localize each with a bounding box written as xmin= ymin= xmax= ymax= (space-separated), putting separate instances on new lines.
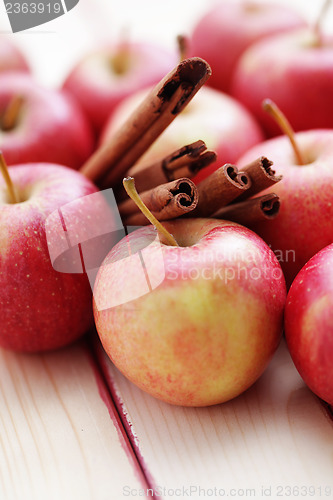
xmin=235 ymin=156 xmax=282 ymax=202
xmin=162 ymin=140 xmax=217 ymax=180
xmin=214 ymin=193 xmax=280 ymax=225
xmin=119 ymin=140 xmax=216 ymax=197
xmin=189 ymin=164 xmax=251 ymax=218
xmin=80 ymin=58 xmax=211 ymax=188
xmin=121 ymin=177 xmax=198 ymax=226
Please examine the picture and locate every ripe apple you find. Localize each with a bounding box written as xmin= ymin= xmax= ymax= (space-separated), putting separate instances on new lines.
xmin=62 ymin=41 xmax=177 ymax=133
xmin=285 ymin=243 xmax=333 ymax=406
xmin=189 ymin=1 xmax=306 ymax=94
xmin=237 ymin=129 xmax=333 ymax=287
xmin=0 ymin=162 xmax=113 ymax=352
xmin=0 ymin=38 xmax=29 ymax=74
xmin=0 ymin=73 xmax=94 ymax=168
xmin=93 ymin=218 xmax=286 ymax=407
xmin=101 ymin=86 xmax=264 ymax=183
xmin=231 ymin=29 xmax=333 ymax=136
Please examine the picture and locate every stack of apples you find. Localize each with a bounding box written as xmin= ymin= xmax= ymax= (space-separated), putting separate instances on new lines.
xmin=0 ymin=0 xmax=332 ymax=410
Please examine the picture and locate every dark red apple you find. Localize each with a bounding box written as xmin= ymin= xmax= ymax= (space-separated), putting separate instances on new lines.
xmin=231 ymin=29 xmax=333 ymax=136
xmin=237 ymin=128 xmax=333 ymax=287
xmin=189 ymin=1 xmax=306 ymax=93
xmin=0 ymin=162 xmax=114 ymax=352
xmin=285 ymin=243 xmax=333 ymax=406
xmin=0 ymin=73 xmax=94 ymax=169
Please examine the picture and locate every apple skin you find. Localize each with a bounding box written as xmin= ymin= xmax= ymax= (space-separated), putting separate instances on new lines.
xmin=0 ymin=73 xmax=94 ymax=169
xmin=231 ymin=29 xmax=333 ymax=136
xmin=237 ymin=129 xmax=333 ymax=288
xmin=285 ymin=244 xmax=333 ymax=406
xmin=189 ymin=1 xmax=306 ymax=94
xmin=93 ymin=218 xmax=286 ymax=407
xmin=101 ymin=86 xmax=264 ymax=183
xmin=0 ymin=39 xmax=29 ymax=74
xmin=62 ymin=41 xmax=177 ymax=133
xmin=0 ymin=163 xmax=109 ymax=352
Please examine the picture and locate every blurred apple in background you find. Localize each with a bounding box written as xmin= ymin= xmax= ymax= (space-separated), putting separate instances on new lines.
xmin=231 ymin=29 xmax=333 ymax=136
xmin=62 ymin=41 xmax=177 ymax=134
xmin=0 ymin=162 xmax=114 ymax=352
xmin=0 ymin=73 xmax=94 ymax=168
xmin=189 ymin=1 xmax=306 ymax=94
xmin=285 ymin=243 xmax=333 ymax=406
xmin=0 ymin=38 xmax=30 ymax=74
xmin=94 ymin=218 xmax=286 ymax=407
xmin=101 ymin=86 xmax=264 ymax=183
xmin=237 ymin=128 xmax=333 ymax=287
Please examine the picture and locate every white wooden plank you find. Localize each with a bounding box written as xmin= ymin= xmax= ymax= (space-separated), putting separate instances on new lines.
xmin=96 ymin=339 xmax=333 ymax=500
xmin=0 ymin=340 xmax=147 ymax=500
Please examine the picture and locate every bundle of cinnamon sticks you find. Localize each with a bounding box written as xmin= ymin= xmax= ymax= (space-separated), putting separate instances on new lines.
xmin=80 ymin=57 xmax=282 ymax=229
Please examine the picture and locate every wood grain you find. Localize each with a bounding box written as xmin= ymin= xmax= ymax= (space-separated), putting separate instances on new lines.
xmin=96 ymin=339 xmax=333 ymax=499
xmin=0 ymin=340 xmax=147 ymax=500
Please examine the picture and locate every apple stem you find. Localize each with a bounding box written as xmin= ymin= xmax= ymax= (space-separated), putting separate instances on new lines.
xmin=111 ymin=35 xmax=131 ymax=75
xmin=177 ymin=34 xmax=188 ymax=61
xmin=262 ymin=99 xmax=305 ymax=165
xmin=123 ymin=177 xmax=179 ymax=246
xmin=314 ymin=0 xmax=332 ymax=45
xmin=1 ymin=95 xmax=24 ymax=132
xmin=0 ymin=153 xmax=19 ymax=204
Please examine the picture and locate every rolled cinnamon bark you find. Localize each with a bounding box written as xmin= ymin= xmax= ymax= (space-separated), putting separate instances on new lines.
xmin=162 ymin=140 xmax=216 ymax=180
xmin=117 ymin=140 xmax=216 ymax=197
xmin=80 ymin=57 xmax=211 ymax=188
xmin=121 ymin=177 xmax=198 ymax=226
xmin=214 ymin=193 xmax=280 ymax=225
xmin=189 ymin=164 xmax=251 ymax=217
xmin=236 ymin=156 xmax=282 ymax=201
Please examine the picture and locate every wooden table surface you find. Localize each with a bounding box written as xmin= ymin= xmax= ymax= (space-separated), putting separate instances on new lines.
xmin=0 ymin=1 xmax=333 ymax=499
xmin=1 ymin=335 xmax=332 ymax=499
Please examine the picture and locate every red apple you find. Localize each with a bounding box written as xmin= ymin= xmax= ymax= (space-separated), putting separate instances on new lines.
xmin=101 ymin=86 xmax=264 ymax=183
xmin=62 ymin=41 xmax=177 ymax=134
xmin=285 ymin=243 xmax=333 ymax=406
xmin=189 ymin=1 xmax=306 ymax=94
xmin=0 ymin=162 xmax=114 ymax=352
xmin=0 ymin=38 xmax=29 ymax=74
xmin=237 ymin=129 xmax=333 ymax=287
xmin=231 ymin=29 xmax=333 ymax=136
xmin=93 ymin=218 xmax=286 ymax=407
xmin=0 ymin=73 xmax=94 ymax=169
